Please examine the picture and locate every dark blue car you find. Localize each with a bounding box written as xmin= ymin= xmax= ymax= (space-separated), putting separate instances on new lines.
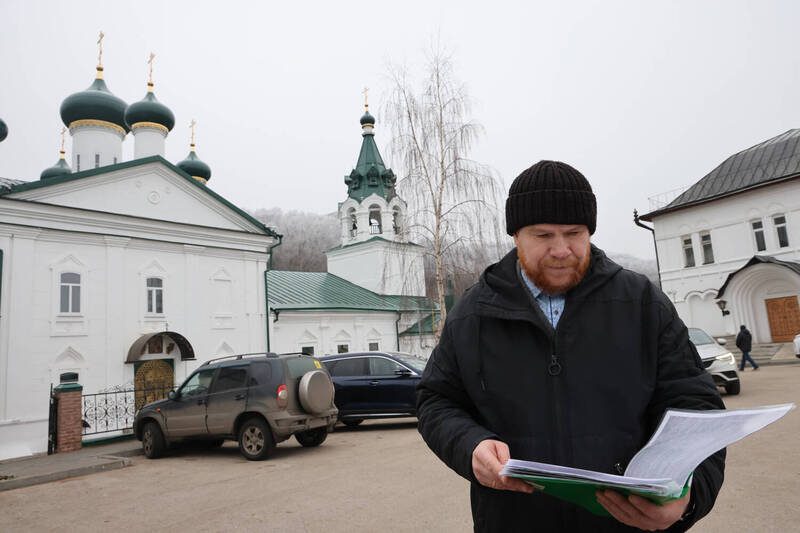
xmin=318 ymin=352 xmax=426 ymax=426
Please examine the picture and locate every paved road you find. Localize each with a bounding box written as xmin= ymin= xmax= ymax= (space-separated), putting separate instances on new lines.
xmin=1 ymin=366 xmax=798 ymax=532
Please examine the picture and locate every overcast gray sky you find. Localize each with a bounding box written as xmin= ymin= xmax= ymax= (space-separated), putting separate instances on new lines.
xmin=1 ymin=0 xmax=798 ymax=259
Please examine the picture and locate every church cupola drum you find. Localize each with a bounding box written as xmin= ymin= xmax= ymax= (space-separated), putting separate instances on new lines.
xmin=59 ymin=32 xmax=128 ymax=172
xmin=125 ymin=53 xmax=175 ymax=159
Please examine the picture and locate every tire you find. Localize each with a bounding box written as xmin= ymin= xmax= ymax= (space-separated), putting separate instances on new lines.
xmin=295 ymin=427 xmax=328 ymax=447
xmin=142 ymin=421 xmax=166 ymax=459
xmin=238 ymin=417 xmax=275 ymax=461
xmin=298 ymin=370 xmax=335 ymax=415
xmin=341 ymin=418 xmax=363 ymax=427
xmin=726 ymin=380 xmax=741 ymax=395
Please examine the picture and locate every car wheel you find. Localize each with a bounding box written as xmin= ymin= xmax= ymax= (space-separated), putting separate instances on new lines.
xmin=142 ymin=421 xmax=166 ymax=459
xmin=238 ymin=417 xmax=275 ymax=461
xmin=295 ymin=427 xmax=328 ymax=447
xmin=341 ymin=419 xmax=363 ymax=427
xmin=726 ymin=381 xmax=741 ymax=395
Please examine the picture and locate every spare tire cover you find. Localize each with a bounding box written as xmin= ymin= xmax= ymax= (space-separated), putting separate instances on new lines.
xmin=298 ymin=370 xmax=334 ymax=415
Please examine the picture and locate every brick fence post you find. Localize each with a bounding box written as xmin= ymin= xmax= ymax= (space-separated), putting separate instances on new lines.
xmin=54 ymin=377 xmax=83 ymax=454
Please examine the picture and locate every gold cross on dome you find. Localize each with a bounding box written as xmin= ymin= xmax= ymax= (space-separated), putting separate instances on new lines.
xmin=362 ymin=87 xmax=369 ymax=110
xmin=147 ymin=52 xmax=156 ymax=83
xmin=97 ymin=31 xmax=105 ymax=67
xmin=190 ymin=119 xmax=196 ymax=145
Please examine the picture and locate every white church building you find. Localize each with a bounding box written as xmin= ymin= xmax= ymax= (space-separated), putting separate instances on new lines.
xmin=640 ymin=129 xmax=800 ymax=343
xmin=0 ymin=45 xmax=437 ymax=460
xmin=266 ymin=105 xmax=438 ymax=358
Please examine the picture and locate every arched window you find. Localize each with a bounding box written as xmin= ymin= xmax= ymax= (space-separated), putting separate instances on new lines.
xmin=392 ymin=207 xmax=402 ymax=235
xmin=60 ymin=272 xmax=81 ymax=313
xmin=147 ymin=277 xmax=164 ymax=314
xmin=369 ymin=205 xmax=382 ymax=235
xmin=348 ymin=208 xmax=357 ymax=238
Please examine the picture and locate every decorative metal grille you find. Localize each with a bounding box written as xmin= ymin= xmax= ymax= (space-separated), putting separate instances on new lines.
xmin=81 ymin=385 xmax=173 ymax=436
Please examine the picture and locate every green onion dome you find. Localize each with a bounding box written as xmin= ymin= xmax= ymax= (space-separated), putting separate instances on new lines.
xmin=40 ymin=151 xmax=72 ymax=180
xmin=125 ymin=84 xmax=175 ymax=132
xmin=0 ymin=117 xmax=7 ymax=142
xmin=60 ymin=68 xmax=129 ymax=134
xmin=177 ymin=145 xmax=211 ymax=183
xmin=360 ymin=109 xmax=375 ymax=127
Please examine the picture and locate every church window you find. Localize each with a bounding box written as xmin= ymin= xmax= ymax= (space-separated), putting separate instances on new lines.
xmin=113 ymin=157 xmax=117 ymax=165
xmin=59 ymin=272 xmax=81 ymax=313
xmin=774 ymin=215 xmax=789 ymax=248
xmin=700 ymin=231 xmax=714 ymax=264
xmin=369 ymin=205 xmax=382 ymax=235
xmin=337 ymin=344 xmax=349 ymax=354
xmin=751 ymin=220 xmax=766 ymax=252
xmin=76 ymin=154 xmax=80 ymax=172
xmin=392 ymin=208 xmax=402 ymax=234
xmin=682 ymin=236 xmax=695 ymax=268
xmin=95 ymin=154 xmax=100 ymax=169
xmin=348 ymin=208 xmax=357 ymax=238
xmin=147 ymin=277 xmax=164 ymax=314
xmin=301 ymin=346 xmax=315 ymax=355
xmin=368 ymin=342 xmax=379 ymax=351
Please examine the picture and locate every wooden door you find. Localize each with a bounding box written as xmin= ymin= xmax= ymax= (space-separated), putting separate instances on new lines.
xmin=765 ymin=296 xmax=800 ymax=342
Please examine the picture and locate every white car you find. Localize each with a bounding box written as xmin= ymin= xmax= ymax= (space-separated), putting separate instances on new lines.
xmin=688 ymin=328 xmax=741 ymax=395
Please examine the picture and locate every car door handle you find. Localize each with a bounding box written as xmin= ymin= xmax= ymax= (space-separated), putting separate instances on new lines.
xmin=369 ymin=380 xmax=379 ymax=386
xmin=234 ymin=394 xmax=246 ymax=400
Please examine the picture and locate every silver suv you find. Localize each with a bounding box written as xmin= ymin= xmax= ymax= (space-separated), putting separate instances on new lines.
xmin=134 ymin=353 xmax=338 ymax=460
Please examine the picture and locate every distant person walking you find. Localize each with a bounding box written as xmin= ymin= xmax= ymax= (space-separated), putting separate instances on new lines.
xmin=736 ymin=324 xmax=759 ymax=370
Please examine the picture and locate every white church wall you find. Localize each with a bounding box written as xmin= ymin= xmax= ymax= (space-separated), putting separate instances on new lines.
xmin=0 ymin=224 xmax=269 ymax=459
xmin=8 ymin=162 xmax=259 ymax=233
xmin=132 ymin=126 xmax=166 ymax=158
xmin=652 ymin=179 xmax=800 ymax=335
xmin=269 ymin=311 xmax=399 ymax=356
xmin=327 ymin=240 xmax=425 ymax=297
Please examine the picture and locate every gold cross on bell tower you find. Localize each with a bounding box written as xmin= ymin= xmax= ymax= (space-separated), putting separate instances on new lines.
xmin=95 ymin=31 xmax=105 ymax=78
xmin=362 ymin=87 xmax=369 ymax=111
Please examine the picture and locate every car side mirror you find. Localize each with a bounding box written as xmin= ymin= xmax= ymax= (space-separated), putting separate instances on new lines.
xmin=716 ymin=338 xmax=727 ymax=346
xmin=168 ymin=390 xmax=177 ymax=400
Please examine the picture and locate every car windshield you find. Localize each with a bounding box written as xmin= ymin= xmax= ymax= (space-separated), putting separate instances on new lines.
xmin=688 ymin=328 xmax=715 ymax=346
xmin=388 ymin=352 xmax=426 ymax=373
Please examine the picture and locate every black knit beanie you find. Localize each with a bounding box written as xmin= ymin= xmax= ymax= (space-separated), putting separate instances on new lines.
xmin=505 ymin=160 xmax=597 ymax=235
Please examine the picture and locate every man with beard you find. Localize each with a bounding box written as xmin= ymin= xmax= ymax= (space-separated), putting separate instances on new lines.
xmin=416 ymin=161 xmax=725 ymax=532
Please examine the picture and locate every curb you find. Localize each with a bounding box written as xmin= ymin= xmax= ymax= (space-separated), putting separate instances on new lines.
xmin=0 ymin=455 xmax=132 ymax=492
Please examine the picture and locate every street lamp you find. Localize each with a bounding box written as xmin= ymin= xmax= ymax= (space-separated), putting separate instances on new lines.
xmin=716 ymin=300 xmax=730 ymax=316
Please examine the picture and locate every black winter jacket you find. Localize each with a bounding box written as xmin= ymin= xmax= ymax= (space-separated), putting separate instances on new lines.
xmin=736 ymin=329 xmax=752 ymax=352
xmin=417 ymin=246 xmax=725 ymax=532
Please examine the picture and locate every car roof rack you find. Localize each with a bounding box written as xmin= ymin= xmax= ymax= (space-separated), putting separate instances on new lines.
xmin=200 ymin=352 xmax=279 ymax=366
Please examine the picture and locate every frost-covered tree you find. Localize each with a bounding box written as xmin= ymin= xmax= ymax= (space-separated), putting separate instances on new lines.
xmin=384 ymin=46 xmax=508 ymax=338
xmin=251 ymin=207 xmax=339 ymax=272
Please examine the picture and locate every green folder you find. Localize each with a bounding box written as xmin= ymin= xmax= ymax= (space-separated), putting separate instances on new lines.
xmin=516 ymin=473 xmax=692 ymax=517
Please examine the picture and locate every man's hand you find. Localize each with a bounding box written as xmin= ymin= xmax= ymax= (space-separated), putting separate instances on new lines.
xmin=596 ymin=488 xmax=691 ymax=531
xmin=471 ymin=439 xmax=534 ymax=494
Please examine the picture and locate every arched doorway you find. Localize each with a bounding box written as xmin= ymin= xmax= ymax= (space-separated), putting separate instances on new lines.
xmin=127 ymin=331 xmax=196 ymax=409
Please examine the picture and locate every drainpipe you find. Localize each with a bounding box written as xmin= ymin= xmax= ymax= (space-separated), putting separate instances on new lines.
xmin=264 ymin=233 xmax=283 ymax=352
xmin=395 ymin=313 xmax=402 ymax=351
xmin=633 ymin=209 xmax=662 ymax=289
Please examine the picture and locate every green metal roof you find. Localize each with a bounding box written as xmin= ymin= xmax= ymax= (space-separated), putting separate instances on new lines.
xmin=344 ymin=110 xmax=397 ymax=202
xmin=399 ymin=310 xmax=441 ymax=336
xmin=266 ymin=270 xmax=437 ymax=312
xmin=0 ymin=155 xmax=277 ymax=238
xmin=326 ymin=235 xmax=423 ymax=253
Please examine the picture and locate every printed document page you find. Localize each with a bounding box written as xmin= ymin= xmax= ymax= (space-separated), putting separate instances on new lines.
xmin=625 ymin=403 xmax=795 ymax=483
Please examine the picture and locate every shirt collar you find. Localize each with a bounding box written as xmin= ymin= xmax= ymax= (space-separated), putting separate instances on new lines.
xmin=518 ymin=261 xmax=544 ymax=299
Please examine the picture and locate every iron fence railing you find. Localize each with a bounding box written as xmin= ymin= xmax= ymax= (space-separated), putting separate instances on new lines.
xmin=81 ymin=385 xmax=174 ymax=437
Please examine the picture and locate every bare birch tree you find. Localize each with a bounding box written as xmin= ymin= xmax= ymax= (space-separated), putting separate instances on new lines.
xmin=384 ymin=47 xmax=508 ymax=339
